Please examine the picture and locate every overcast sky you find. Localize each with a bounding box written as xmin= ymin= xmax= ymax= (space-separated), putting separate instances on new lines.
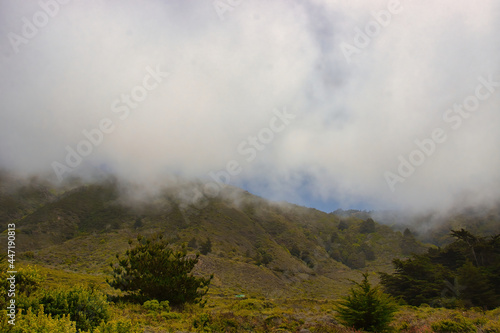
xmin=1 ymin=0 xmax=499 ymax=213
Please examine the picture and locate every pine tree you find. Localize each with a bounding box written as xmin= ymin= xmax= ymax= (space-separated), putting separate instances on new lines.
xmin=108 ymin=233 xmax=212 ymax=306
xmin=335 ymin=273 xmax=398 ymax=332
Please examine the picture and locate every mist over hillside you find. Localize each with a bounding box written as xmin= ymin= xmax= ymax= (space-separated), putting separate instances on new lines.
xmin=0 ymin=172 xmax=427 ymax=297
xmin=1 ymin=0 xmax=500 ymax=215
xmin=2 ymin=168 xmax=499 ymax=247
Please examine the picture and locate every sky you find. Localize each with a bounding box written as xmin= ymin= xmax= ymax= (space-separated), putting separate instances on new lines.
xmin=0 ymin=0 xmax=499 ymax=213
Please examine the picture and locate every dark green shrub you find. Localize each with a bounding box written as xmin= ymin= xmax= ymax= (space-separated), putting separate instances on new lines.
xmin=200 ymin=237 xmax=212 ymax=255
xmin=360 ymin=218 xmax=376 ymax=233
xmin=301 ymin=251 xmax=314 ymax=268
xmin=188 ymin=237 xmax=198 ymax=249
xmin=338 ymin=220 xmax=348 ymax=231
xmin=290 ymin=245 xmax=301 ymax=258
xmin=254 ymin=248 xmax=273 ymax=266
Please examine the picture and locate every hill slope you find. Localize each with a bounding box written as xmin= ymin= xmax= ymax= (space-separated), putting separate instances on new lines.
xmin=2 ymin=176 xmax=423 ymax=298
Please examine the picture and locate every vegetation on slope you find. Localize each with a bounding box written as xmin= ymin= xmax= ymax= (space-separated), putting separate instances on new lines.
xmin=380 ymin=229 xmax=500 ymax=309
xmin=1 ymin=175 xmax=499 ymax=331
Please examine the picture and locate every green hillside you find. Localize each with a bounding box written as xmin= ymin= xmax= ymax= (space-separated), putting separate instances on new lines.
xmin=2 ymin=175 xmax=499 ymax=332
xmin=1 ymin=176 xmax=418 ymax=299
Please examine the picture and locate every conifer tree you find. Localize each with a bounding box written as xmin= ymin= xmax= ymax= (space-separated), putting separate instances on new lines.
xmin=335 ymin=273 xmax=398 ymax=332
xmin=108 ymin=234 xmax=212 ymax=306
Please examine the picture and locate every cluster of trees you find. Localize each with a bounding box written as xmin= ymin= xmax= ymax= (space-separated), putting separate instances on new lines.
xmin=380 ymin=229 xmax=500 ymax=309
xmin=326 ymin=219 xmax=378 ymax=269
xmin=290 ymin=245 xmax=314 ymax=268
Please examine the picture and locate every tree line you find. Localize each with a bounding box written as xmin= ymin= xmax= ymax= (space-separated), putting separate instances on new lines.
xmin=380 ymin=229 xmax=500 ymax=309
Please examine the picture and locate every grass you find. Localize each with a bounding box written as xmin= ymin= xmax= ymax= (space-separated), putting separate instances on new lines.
xmin=72 ymin=295 xmax=500 ymax=332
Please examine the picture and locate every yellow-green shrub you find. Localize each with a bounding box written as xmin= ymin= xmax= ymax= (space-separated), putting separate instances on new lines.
xmin=483 ymin=320 xmax=500 ymax=333
xmin=36 ymin=285 xmax=109 ymax=331
xmin=431 ymin=318 xmax=477 ymax=333
xmin=0 ymin=306 xmax=77 ymax=333
xmin=142 ymin=299 xmax=170 ymax=312
xmin=93 ymin=319 xmax=141 ymax=333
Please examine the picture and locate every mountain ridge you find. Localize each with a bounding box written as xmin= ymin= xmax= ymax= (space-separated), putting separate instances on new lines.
xmin=2 ymin=174 xmax=499 ymax=299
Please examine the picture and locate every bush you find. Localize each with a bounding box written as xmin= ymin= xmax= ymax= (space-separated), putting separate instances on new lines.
xmin=335 ymin=273 xmax=398 ymax=332
xmin=200 ymin=237 xmax=212 ymax=255
xmin=0 ymin=260 xmax=45 ymax=309
xmin=162 ymin=312 xmax=181 ymax=320
xmin=36 ymin=285 xmax=109 ymax=331
xmin=0 ymin=306 xmax=77 ymax=333
xmin=483 ymin=319 xmax=500 ymax=333
xmin=160 ymin=300 xmax=171 ymax=312
xmin=17 ymin=265 xmax=45 ymax=297
xmin=235 ymin=299 xmax=269 ymax=311
xmin=193 ymin=313 xmax=210 ymax=332
xmin=431 ymin=318 xmax=477 ymax=333
xmin=193 ymin=312 xmax=239 ymax=333
xmin=143 ymin=300 xmax=161 ymax=311
xmin=143 ymin=299 xmax=170 ymax=312
xmin=108 ymin=234 xmax=212 ymax=306
xmin=93 ymin=319 xmax=142 ymax=333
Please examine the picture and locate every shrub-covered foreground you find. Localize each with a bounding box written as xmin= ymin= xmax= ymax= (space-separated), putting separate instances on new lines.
xmin=2 ymin=294 xmax=499 ymax=332
xmin=0 ymin=263 xmax=499 ymax=332
xmin=1 ymin=258 xmax=499 ymax=332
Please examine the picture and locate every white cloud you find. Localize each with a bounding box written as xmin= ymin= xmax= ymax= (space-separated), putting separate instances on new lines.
xmin=0 ymin=0 xmax=499 ymax=212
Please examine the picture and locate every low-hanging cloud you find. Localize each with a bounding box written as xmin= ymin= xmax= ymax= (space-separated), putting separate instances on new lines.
xmin=1 ymin=0 xmax=499 ymax=213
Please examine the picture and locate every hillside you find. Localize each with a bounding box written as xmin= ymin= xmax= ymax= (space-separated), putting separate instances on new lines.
xmin=1 ymin=175 xmax=420 ymax=299
xmin=2 ymin=175 xmax=500 ymax=332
